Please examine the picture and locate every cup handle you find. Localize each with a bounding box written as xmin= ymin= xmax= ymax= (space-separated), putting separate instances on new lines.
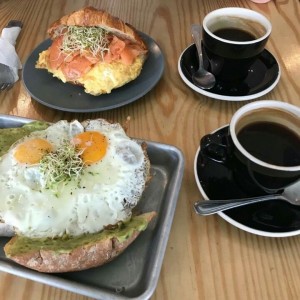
xmin=200 ymin=130 xmax=233 ymax=164
xmin=246 ymin=160 xmax=282 ymax=194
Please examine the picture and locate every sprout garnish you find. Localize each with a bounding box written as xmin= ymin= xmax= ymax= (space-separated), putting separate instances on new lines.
xmin=39 ymin=141 xmax=85 ymax=191
xmin=54 ymin=25 xmax=110 ymax=58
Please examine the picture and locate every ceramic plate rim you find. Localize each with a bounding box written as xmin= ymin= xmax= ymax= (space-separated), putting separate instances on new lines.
xmin=23 ymin=32 xmax=164 ymax=113
xmin=193 ymin=125 xmax=300 ymax=237
xmin=178 ymin=44 xmax=281 ymax=101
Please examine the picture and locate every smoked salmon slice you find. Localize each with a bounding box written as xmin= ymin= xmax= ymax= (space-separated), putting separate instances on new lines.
xmin=120 ymin=47 xmax=140 ymax=65
xmin=49 ymin=36 xmax=67 ymax=70
xmin=49 ymin=37 xmax=80 ymax=69
xmin=104 ymin=36 xmax=142 ymax=65
xmin=49 ymin=34 xmax=144 ymax=79
xmin=61 ymin=56 xmax=93 ymax=80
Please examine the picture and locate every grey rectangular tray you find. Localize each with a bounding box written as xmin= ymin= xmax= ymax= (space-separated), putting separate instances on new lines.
xmin=0 ymin=114 xmax=184 ymax=300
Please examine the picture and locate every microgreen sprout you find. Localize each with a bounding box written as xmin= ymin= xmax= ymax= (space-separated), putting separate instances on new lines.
xmin=39 ymin=141 xmax=85 ymax=192
xmin=54 ymin=25 xmax=110 ymax=58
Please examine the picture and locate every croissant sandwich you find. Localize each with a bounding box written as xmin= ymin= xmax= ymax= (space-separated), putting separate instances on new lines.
xmin=36 ymin=7 xmax=148 ymax=96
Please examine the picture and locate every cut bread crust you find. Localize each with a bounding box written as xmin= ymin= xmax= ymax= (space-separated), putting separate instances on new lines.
xmin=4 ymin=211 xmax=156 ymax=273
xmin=48 ymin=6 xmax=147 ymax=50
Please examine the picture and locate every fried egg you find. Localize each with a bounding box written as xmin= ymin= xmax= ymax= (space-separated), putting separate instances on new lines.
xmin=0 ymin=119 xmax=150 ymax=238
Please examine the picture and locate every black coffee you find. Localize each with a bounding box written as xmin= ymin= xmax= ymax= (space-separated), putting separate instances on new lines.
xmin=213 ymin=27 xmax=256 ymax=41
xmin=237 ymin=121 xmax=300 ymax=167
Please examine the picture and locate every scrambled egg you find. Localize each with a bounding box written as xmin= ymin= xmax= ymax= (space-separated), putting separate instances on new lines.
xmin=36 ymin=50 xmax=144 ymax=96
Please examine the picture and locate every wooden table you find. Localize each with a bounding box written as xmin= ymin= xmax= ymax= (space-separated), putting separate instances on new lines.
xmin=0 ymin=0 xmax=300 ymax=299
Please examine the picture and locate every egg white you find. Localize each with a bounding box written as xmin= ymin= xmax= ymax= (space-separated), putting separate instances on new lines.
xmin=0 ymin=119 xmax=150 ymax=238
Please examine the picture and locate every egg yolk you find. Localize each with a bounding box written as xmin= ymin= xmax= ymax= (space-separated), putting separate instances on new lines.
xmin=14 ymin=138 xmax=53 ymax=164
xmin=72 ymin=131 xmax=108 ymax=164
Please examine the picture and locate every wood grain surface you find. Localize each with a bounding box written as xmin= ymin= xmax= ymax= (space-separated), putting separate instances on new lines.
xmin=0 ymin=0 xmax=300 ymax=299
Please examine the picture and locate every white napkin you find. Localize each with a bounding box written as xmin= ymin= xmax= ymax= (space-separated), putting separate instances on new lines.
xmin=0 ymin=27 xmax=22 ymax=82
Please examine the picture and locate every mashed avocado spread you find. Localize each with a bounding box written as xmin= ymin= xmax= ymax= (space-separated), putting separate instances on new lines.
xmin=0 ymin=121 xmax=49 ymax=156
xmin=7 ymin=214 xmax=149 ymax=256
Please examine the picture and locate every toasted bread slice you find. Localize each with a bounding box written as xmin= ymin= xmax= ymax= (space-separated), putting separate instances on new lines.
xmin=4 ymin=212 xmax=156 ymax=273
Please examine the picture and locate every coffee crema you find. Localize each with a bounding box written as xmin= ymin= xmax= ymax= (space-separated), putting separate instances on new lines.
xmin=237 ymin=121 xmax=300 ymax=167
